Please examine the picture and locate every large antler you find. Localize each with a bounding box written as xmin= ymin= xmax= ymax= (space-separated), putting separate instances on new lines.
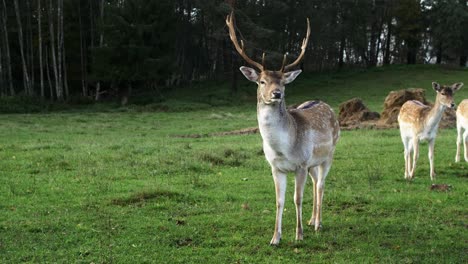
xmin=281 ymin=18 xmax=310 ymax=72
xmin=226 ymin=12 xmax=264 ymax=72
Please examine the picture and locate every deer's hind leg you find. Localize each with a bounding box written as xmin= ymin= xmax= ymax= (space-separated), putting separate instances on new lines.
xmin=308 ymin=161 xmax=331 ymax=231
xmin=409 ymin=137 xmax=419 ymax=179
xmin=307 ymin=166 xmax=318 ymax=227
xmin=463 ymin=128 xmax=468 ymax=162
xmin=294 ymin=167 xmax=307 ymax=241
xmin=402 ymin=137 xmax=413 ymax=179
xmin=456 ymin=121 xmax=462 ymax=162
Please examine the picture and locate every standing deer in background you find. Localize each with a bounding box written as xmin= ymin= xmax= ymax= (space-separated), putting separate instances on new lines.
xmin=456 ymin=99 xmax=468 ymax=162
xmin=226 ymin=12 xmax=340 ymax=245
xmin=398 ymin=82 xmax=463 ymax=181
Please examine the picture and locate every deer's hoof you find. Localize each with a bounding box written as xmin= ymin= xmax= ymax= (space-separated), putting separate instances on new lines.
xmin=270 ymin=233 xmax=281 ymax=246
xmin=314 ymin=223 xmax=322 ymax=231
xmin=295 ymin=233 xmax=303 ymax=241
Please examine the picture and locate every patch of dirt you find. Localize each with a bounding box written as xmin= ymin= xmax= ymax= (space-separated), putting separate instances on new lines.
xmin=430 ymin=184 xmax=452 ymax=192
xmin=111 ymin=190 xmax=184 ymax=206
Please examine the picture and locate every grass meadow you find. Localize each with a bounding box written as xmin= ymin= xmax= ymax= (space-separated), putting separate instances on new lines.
xmin=0 ymin=65 xmax=467 ymax=263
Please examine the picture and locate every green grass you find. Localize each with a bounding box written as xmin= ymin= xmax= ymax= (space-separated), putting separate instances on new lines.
xmin=0 ymin=65 xmax=467 ymax=263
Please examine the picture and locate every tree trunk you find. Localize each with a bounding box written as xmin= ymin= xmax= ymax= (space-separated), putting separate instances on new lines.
xmin=27 ymin=0 xmax=34 ymax=95
xmin=1 ymin=0 xmax=13 ymax=95
xmin=58 ymin=0 xmax=68 ymax=99
xmin=95 ymin=0 xmax=105 ymax=101
xmin=436 ymin=43 xmax=442 ymax=64
xmin=45 ymin=44 xmax=53 ymax=98
xmin=14 ymin=0 xmax=31 ymax=95
xmin=78 ymin=0 xmax=88 ymax=97
xmin=63 ymin=45 xmax=69 ymax=99
xmin=460 ymin=55 xmax=467 ymax=67
xmin=56 ymin=0 xmax=63 ymax=100
xmin=383 ymin=19 xmax=392 ymax=65
xmin=48 ymin=0 xmax=59 ymax=100
xmin=368 ymin=16 xmax=378 ymax=67
xmin=0 ymin=32 xmax=3 ymax=97
xmin=38 ymin=0 xmax=45 ymax=98
xmin=230 ymin=52 xmax=238 ymax=94
xmin=338 ymin=35 xmax=346 ymax=69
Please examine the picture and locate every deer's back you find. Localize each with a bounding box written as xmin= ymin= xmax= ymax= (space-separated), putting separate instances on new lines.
xmin=398 ymin=100 xmax=431 ymax=126
xmin=289 ymin=101 xmax=340 ymax=146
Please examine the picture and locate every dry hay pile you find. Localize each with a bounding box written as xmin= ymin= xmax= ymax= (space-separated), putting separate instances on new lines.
xmin=377 ymin=88 xmax=456 ymax=128
xmin=338 ymin=98 xmax=380 ymax=129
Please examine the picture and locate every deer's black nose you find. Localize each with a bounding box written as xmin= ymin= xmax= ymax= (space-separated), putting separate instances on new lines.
xmin=272 ymin=91 xmax=282 ymax=99
xmin=451 ymin=103 xmax=455 ymax=108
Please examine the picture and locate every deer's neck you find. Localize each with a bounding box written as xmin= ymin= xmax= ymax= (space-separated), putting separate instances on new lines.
xmin=257 ymin=100 xmax=294 ymax=148
xmin=425 ymin=100 xmax=446 ymax=131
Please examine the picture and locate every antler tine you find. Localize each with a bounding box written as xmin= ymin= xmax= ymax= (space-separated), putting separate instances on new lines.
xmin=280 ymin=53 xmax=288 ymax=72
xmin=283 ymin=18 xmax=310 ymax=72
xmin=261 ymin=52 xmax=266 ymax=69
xmin=226 ymin=12 xmax=264 ymax=71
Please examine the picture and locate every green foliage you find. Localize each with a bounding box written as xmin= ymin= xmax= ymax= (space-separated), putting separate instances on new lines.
xmin=91 ymin=0 xmax=176 ymax=84
xmin=0 ymin=65 xmax=467 ymax=262
xmin=424 ymin=0 xmax=468 ymax=63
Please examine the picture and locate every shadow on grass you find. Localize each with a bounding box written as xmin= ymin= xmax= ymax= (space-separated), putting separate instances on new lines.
xmin=110 ymin=189 xmax=186 ymax=206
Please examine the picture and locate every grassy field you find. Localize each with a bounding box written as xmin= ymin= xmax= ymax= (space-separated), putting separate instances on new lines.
xmin=0 ymin=65 xmax=467 ymax=263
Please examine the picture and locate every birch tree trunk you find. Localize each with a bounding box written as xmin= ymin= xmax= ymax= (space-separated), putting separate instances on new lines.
xmin=78 ymin=1 xmax=88 ymax=97
xmin=58 ymin=0 xmax=68 ymax=99
xmin=56 ymin=0 xmax=63 ymax=100
xmin=1 ymin=0 xmax=13 ymax=95
xmin=45 ymin=45 xmax=53 ymax=98
xmin=27 ymin=0 xmax=34 ymax=94
xmin=14 ymin=0 xmax=31 ymax=95
xmin=0 ymin=33 xmax=3 ymax=97
xmin=38 ymin=0 xmax=45 ymax=97
xmin=48 ymin=0 xmax=60 ymax=100
xmin=95 ymin=0 xmax=104 ymax=101
xmin=63 ymin=41 xmax=69 ymax=98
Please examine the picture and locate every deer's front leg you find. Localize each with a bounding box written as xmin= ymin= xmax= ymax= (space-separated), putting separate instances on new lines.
xmin=271 ymin=168 xmax=287 ymax=245
xmin=428 ymin=139 xmax=436 ymax=181
xmin=294 ymin=168 xmax=307 ymax=241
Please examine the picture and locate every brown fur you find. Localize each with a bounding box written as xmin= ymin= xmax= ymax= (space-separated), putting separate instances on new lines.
xmin=458 ymin=99 xmax=468 ymax=118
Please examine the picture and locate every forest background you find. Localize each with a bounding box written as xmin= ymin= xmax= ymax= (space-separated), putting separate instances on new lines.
xmin=0 ymin=0 xmax=467 ymax=107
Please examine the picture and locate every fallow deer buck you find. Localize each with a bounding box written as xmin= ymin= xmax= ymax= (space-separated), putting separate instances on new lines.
xmin=456 ymin=99 xmax=468 ymax=162
xmin=226 ymin=12 xmax=340 ymax=245
xmin=398 ymin=82 xmax=463 ymax=181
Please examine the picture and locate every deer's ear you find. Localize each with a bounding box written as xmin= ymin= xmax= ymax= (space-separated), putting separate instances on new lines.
xmin=239 ymin=66 xmax=259 ymax=82
xmin=432 ymin=82 xmax=441 ymax=92
xmin=284 ymin=70 xmax=302 ymax=84
xmin=451 ymin=82 xmax=464 ymax=92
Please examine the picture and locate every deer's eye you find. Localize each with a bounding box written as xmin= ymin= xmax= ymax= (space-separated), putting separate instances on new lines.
xmin=441 ymin=92 xmax=446 ymax=96
xmin=260 ymin=80 xmax=266 ymax=85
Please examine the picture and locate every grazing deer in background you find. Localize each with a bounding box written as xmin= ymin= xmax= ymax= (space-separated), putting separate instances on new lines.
xmin=398 ymin=82 xmax=463 ymax=181
xmin=226 ymin=12 xmax=340 ymax=245
xmin=456 ymin=99 xmax=468 ymax=162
